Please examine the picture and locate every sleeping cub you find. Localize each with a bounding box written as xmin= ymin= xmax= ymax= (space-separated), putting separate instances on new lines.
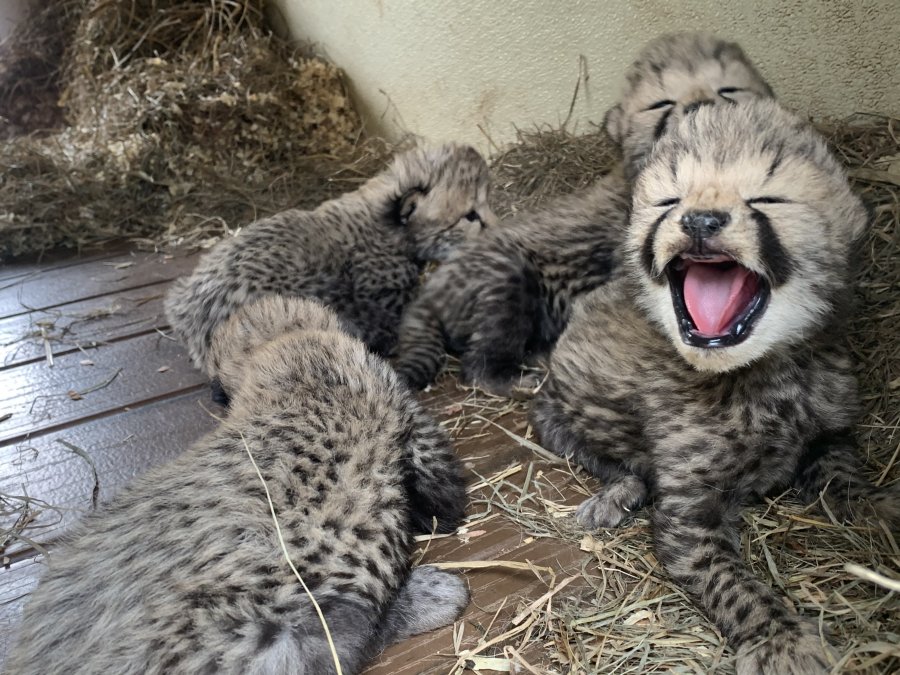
xmin=165 ymin=143 xmax=495 ymax=381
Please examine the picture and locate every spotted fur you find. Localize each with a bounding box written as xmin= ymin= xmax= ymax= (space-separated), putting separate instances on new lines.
xmin=164 ymin=143 xmax=495 ymax=379
xmin=532 ymin=100 xmax=897 ymax=673
xmin=392 ymin=33 xmax=773 ymax=396
xmin=7 ymin=296 xmax=469 ymax=675
xmin=604 ymin=31 xmax=775 ymax=181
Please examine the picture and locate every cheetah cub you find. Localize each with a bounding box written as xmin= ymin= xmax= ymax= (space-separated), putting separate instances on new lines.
xmin=7 ymin=296 xmax=469 ymax=675
xmin=392 ymin=33 xmax=773 ymax=397
xmin=532 ymin=100 xmax=898 ymax=673
xmin=164 ymin=142 xmax=495 ymax=380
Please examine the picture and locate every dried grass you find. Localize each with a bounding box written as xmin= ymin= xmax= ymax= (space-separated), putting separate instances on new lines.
xmin=0 ymin=0 xmax=376 ymax=259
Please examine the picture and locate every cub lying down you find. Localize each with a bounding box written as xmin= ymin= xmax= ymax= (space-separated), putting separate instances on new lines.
xmin=8 ymin=296 xmax=470 ymax=675
xmin=533 ymin=99 xmax=898 ymax=673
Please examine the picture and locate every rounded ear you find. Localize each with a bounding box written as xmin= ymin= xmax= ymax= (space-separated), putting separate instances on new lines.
xmin=396 ymin=188 xmax=422 ymax=225
xmin=603 ymin=103 xmax=625 ymax=145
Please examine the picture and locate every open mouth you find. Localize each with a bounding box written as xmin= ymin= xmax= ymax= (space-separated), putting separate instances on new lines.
xmin=665 ymin=253 xmax=769 ymax=348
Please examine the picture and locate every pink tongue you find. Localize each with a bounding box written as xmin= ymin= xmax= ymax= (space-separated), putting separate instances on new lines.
xmin=683 ymin=264 xmax=753 ymax=336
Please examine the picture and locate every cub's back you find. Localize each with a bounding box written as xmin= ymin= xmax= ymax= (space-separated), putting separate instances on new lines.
xmin=6 ymin=333 xmax=415 ymax=675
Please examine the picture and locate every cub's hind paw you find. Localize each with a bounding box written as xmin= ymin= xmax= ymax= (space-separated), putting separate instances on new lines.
xmin=576 ymin=475 xmax=647 ymax=529
xmin=385 ymin=566 xmax=469 ymax=643
xmin=736 ymin=624 xmax=835 ymax=675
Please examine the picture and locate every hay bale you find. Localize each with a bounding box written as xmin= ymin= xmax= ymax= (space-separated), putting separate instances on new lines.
xmin=0 ymin=0 xmax=365 ymax=258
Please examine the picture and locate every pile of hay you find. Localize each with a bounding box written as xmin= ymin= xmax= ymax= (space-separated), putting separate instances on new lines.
xmin=0 ymin=0 xmax=368 ymax=258
xmin=0 ymin=0 xmax=76 ymax=137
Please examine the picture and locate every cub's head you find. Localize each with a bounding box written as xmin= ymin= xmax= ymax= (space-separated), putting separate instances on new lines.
xmin=207 ymin=295 xmax=350 ymax=400
xmin=628 ymin=99 xmax=868 ymax=373
xmin=390 ymin=143 xmax=496 ymax=261
xmin=605 ymin=32 xmax=774 ymax=178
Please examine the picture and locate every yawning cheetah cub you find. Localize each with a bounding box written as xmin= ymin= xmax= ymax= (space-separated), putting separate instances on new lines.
xmin=532 ymin=100 xmax=897 ymax=673
xmin=165 ymin=143 xmax=495 ymax=380
xmin=8 ymin=296 xmax=469 ymax=675
xmin=393 ymin=33 xmax=773 ymax=396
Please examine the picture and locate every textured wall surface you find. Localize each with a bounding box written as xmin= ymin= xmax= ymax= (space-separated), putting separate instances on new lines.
xmin=0 ymin=0 xmax=29 ymax=44
xmin=272 ymin=0 xmax=900 ymax=149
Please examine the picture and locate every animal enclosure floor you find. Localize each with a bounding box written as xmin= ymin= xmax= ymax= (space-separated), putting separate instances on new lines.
xmin=0 ymin=245 xmax=593 ymax=674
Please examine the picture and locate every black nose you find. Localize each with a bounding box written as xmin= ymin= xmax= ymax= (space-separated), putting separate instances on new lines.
xmin=680 ymin=210 xmax=730 ymax=238
xmin=683 ymin=99 xmax=714 ymax=115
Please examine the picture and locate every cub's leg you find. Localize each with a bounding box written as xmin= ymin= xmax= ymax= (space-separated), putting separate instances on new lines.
xmin=264 ymin=570 xmax=465 ymax=674
xmin=532 ymin=374 xmax=648 ymax=526
xmin=401 ymin=403 xmax=468 ymax=534
xmin=376 ymin=566 xmax=469 ymax=647
xmin=351 ymin=256 xmax=418 ymax=356
xmin=795 ymin=430 xmax=900 ymax=529
xmin=652 ymin=483 xmax=834 ymax=674
xmin=576 ymin=472 xmax=647 ymax=529
xmin=245 ymin=593 xmax=379 ymax=675
xmin=460 ymin=261 xmax=544 ymax=397
xmin=393 ymin=298 xmax=447 ymax=388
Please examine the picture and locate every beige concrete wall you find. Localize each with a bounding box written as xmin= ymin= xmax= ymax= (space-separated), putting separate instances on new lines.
xmin=271 ymin=0 xmax=900 ymax=150
xmin=0 ymin=0 xmax=29 ymax=45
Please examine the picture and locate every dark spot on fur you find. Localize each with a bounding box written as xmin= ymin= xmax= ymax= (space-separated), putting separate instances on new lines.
xmin=257 ymin=621 xmax=281 ymax=649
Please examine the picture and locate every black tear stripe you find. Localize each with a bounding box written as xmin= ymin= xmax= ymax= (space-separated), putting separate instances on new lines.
xmin=749 ymin=209 xmax=794 ymax=286
xmin=766 ymin=143 xmax=785 ymax=179
xmin=640 ymin=209 xmax=674 ymax=283
xmin=668 ymin=152 xmax=679 ymax=181
xmin=653 ymin=108 xmax=674 ymax=142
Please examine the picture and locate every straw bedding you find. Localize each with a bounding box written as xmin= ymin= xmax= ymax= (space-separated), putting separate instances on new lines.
xmin=0 ymin=3 xmax=896 ymax=671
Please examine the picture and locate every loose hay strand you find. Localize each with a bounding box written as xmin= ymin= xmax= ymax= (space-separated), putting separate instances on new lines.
xmin=240 ymin=431 xmax=343 ymax=675
xmin=844 ymin=563 xmax=900 ymax=593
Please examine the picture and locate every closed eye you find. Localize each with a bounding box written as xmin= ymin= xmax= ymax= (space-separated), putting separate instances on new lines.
xmin=717 ymin=87 xmax=744 ymax=100
xmin=746 ymin=196 xmax=791 ymax=206
xmin=654 ymin=198 xmax=681 ymax=207
xmin=644 ymin=99 xmax=675 ymax=111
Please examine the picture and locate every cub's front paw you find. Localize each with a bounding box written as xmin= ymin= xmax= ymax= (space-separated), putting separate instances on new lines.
xmin=466 ymin=370 xmax=543 ymax=400
xmin=576 ymin=476 xmax=647 ymax=529
xmin=736 ymin=624 xmax=835 ymax=675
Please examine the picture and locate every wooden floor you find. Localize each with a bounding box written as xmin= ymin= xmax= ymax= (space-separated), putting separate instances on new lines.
xmin=0 ymin=246 xmax=590 ymax=673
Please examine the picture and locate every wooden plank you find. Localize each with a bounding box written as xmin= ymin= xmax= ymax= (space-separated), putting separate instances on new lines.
xmin=0 ymin=331 xmax=208 ymax=445
xmin=0 ymin=389 xmax=221 ymax=557
xmin=0 ymin=250 xmax=198 ymax=319
xmin=0 ymin=558 xmax=42 ymax=664
xmin=0 ymin=246 xmax=123 ymax=283
xmin=0 ymin=284 xmax=169 ymax=369
xmin=368 ymin=531 xmax=590 ymax=674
